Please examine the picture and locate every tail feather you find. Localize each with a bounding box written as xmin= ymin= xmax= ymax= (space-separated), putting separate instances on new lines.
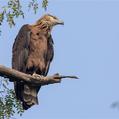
xmin=23 ymin=84 xmax=38 ymax=105
xmin=14 ymin=82 xmax=40 ymax=110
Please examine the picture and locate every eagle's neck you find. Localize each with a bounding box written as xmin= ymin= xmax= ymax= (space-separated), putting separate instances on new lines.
xmin=33 ymin=20 xmax=52 ymax=38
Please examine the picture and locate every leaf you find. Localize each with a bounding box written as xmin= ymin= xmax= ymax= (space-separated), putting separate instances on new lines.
xmin=28 ymin=0 xmax=39 ymax=14
xmin=42 ymin=0 xmax=48 ymax=10
xmin=0 ymin=78 xmax=24 ymax=118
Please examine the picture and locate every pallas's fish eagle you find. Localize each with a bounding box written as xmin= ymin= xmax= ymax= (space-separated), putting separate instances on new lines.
xmin=12 ymin=14 xmax=64 ymax=110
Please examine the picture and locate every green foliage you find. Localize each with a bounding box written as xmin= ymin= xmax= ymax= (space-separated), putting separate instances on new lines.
xmin=0 ymin=78 xmax=24 ymax=119
xmin=0 ymin=0 xmax=48 ymax=27
xmin=42 ymin=0 xmax=48 ymax=10
xmin=0 ymin=0 xmax=24 ymax=27
xmin=28 ymin=0 xmax=39 ymax=14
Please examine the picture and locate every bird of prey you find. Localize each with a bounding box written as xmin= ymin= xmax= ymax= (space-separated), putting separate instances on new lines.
xmin=12 ymin=14 xmax=64 ymax=110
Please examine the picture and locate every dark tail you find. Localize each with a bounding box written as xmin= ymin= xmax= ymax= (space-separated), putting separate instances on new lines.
xmin=14 ymin=81 xmax=41 ymax=110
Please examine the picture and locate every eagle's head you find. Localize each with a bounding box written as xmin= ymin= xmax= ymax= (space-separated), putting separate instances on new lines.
xmin=36 ymin=14 xmax=64 ymax=28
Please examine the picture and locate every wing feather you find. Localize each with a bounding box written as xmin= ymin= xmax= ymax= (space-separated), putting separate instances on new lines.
xmin=12 ymin=25 xmax=31 ymax=72
xmin=12 ymin=25 xmax=31 ymax=102
xmin=44 ymin=35 xmax=54 ymax=76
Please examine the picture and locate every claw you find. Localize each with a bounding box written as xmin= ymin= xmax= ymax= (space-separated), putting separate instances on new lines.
xmin=32 ymin=73 xmax=44 ymax=79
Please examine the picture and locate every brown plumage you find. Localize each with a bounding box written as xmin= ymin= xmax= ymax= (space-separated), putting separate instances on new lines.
xmin=12 ymin=14 xmax=64 ymax=110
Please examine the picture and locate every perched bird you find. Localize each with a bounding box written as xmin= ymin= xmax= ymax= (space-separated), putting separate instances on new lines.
xmin=12 ymin=14 xmax=64 ymax=110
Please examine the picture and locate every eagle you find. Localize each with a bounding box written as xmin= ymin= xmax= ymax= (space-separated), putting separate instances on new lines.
xmin=12 ymin=14 xmax=64 ymax=110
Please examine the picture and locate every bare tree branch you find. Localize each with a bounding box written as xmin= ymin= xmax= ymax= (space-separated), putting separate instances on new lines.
xmin=0 ymin=65 xmax=78 ymax=86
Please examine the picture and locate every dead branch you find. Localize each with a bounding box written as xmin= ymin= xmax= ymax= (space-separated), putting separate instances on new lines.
xmin=0 ymin=65 xmax=78 ymax=86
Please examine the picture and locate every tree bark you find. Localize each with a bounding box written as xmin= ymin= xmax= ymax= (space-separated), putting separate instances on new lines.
xmin=0 ymin=65 xmax=78 ymax=86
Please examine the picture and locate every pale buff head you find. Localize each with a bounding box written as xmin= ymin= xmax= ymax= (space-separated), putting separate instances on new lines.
xmin=36 ymin=14 xmax=64 ymax=28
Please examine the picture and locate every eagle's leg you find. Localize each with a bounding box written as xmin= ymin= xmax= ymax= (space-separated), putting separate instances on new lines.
xmin=32 ymin=72 xmax=44 ymax=79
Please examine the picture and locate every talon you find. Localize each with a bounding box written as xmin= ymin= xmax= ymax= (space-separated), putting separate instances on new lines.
xmin=32 ymin=72 xmax=37 ymax=76
xmin=32 ymin=73 xmax=44 ymax=79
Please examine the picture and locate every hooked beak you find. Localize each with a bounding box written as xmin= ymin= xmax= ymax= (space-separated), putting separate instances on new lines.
xmin=56 ymin=20 xmax=64 ymax=25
